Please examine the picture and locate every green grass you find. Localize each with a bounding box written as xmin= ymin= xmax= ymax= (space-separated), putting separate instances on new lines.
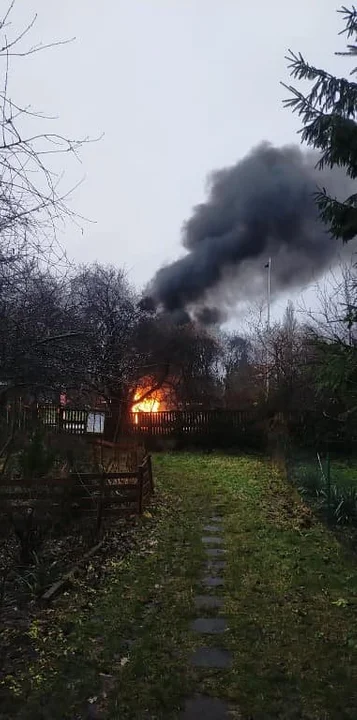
xmin=290 ymin=455 xmax=357 ymax=526
xmin=331 ymin=460 xmax=357 ymax=488
xmin=2 ymin=453 xmax=357 ymax=718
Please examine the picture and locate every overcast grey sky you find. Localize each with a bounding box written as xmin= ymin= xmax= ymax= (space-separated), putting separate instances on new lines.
xmin=9 ymin=1 xmax=354 ymax=305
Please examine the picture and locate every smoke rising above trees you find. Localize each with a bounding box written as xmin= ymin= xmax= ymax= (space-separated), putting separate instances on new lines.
xmin=146 ymin=143 xmax=356 ymax=324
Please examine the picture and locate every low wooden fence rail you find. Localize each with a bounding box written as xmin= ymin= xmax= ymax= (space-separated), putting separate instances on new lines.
xmin=1 ymin=404 xmax=106 ymax=435
xmin=127 ymin=409 xmax=252 ymax=436
xmin=0 ymin=455 xmax=154 ymax=529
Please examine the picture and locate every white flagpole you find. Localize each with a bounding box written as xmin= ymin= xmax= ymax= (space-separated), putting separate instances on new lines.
xmin=266 ymin=257 xmax=271 ymax=399
xmin=267 ymin=257 xmax=271 ymax=330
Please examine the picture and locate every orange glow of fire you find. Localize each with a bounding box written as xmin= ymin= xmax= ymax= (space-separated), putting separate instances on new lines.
xmin=132 ymin=388 xmax=162 ymax=420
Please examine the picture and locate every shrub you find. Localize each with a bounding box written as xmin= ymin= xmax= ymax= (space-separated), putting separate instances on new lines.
xmin=18 ymin=428 xmax=56 ymax=480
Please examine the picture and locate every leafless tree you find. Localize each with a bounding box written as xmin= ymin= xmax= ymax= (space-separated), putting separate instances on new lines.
xmin=244 ymin=301 xmax=309 ymax=420
xmin=68 ymin=264 xmax=149 ymax=438
xmin=0 ymin=2 xmax=97 ymax=434
xmin=300 ymin=262 xmax=357 ymax=431
xmin=133 ymin=317 xmax=223 ymax=410
xmin=301 ymin=261 xmax=357 ymax=346
xmin=220 ymin=332 xmax=258 ymax=408
xmin=0 ymin=1 xmax=93 ymax=273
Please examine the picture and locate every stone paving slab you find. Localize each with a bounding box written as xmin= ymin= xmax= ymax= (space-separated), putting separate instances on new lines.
xmin=190 ymin=647 xmax=232 ymax=668
xmin=204 ymin=524 xmax=223 ymax=533
xmin=205 ymin=548 xmax=225 ymax=557
xmin=180 ymin=694 xmax=230 ymax=719
xmin=194 ymin=595 xmax=224 ymax=609
xmin=202 ymin=536 xmax=224 ymax=545
xmin=191 ymin=617 xmax=227 ymax=634
xmin=202 ymin=576 xmax=224 ymax=587
xmin=204 ymin=560 xmax=226 ymax=571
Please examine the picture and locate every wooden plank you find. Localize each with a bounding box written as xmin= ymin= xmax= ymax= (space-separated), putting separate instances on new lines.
xmin=0 ymin=492 xmax=65 ymax=501
xmin=78 ymin=492 xmax=139 ymax=504
xmin=74 ymin=482 xmax=138 ymax=491
xmin=138 ymin=463 xmax=144 ymax=514
xmin=0 ymin=484 xmax=138 ymax=498
xmin=0 ymin=471 xmax=138 ymax=488
xmin=0 ymin=500 xmax=62 ymax=510
xmin=42 ymin=541 xmax=104 ymax=602
xmin=76 ymin=471 xmax=138 ymax=480
xmin=82 ymin=506 xmax=137 ymax=516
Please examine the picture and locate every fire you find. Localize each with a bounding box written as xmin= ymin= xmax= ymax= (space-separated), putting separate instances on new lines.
xmin=132 ymin=388 xmax=161 ymax=415
xmin=131 ymin=379 xmax=173 ymax=422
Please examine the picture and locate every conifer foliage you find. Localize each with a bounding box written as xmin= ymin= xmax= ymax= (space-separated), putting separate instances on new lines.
xmin=283 ymin=6 xmax=357 ymax=241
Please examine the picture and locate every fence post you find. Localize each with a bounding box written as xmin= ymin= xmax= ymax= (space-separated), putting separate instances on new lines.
xmin=326 ymin=451 xmax=331 ymax=524
xmin=96 ymin=471 xmax=105 ymax=536
xmin=138 ymin=464 xmax=144 ymax=514
xmin=147 ymin=454 xmax=154 ymax=492
xmin=58 ymin=407 xmax=64 ymax=433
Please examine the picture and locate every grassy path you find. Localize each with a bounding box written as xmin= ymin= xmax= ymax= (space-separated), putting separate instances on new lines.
xmin=2 ymin=453 xmax=357 ymax=719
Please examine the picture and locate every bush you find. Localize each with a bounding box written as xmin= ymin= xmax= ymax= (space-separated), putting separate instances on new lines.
xmin=291 ymin=457 xmax=357 ymax=526
xmin=325 ymin=484 xmax=357 ymax=525
xmin=18 ymin=428 xmax=56 ymax=480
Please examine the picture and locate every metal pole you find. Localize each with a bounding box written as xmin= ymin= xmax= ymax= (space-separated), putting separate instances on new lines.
xmin=326 ymin=450 xmax=331 ymax=524
xmin=266 ymin=257 xmax=271 ymax=399
xmin=267 ymin=257 xmax=271 ymax=330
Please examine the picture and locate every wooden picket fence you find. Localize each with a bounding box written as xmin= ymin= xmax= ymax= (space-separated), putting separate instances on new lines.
xmin=1 ymin=404 xmax=106 ymax=435
xmin=0 ymin=455 xmax=154 ymax=530
xmin=127 ymin=409 xmax=251 ymax=436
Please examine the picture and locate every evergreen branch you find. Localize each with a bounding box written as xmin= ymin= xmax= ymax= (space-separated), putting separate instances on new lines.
xmin=281 ymin=84 xmax=323 ymax=122
xmin=285 ymin=50 xmax=335 ymax=83
xmin=284 ymin=52 xmax=357 ymax=117
xmin=315 ymin=189 xmax=357 ymax=240
xmin=336 ymin=8 xmax=357 ymax=71
xmin=338 ymin=6 xmax=357 ymax=39
xmin=284 ymin=6 xmax=357 ymax=244
xmin=300 ymin=113 xmax=357 ymax=175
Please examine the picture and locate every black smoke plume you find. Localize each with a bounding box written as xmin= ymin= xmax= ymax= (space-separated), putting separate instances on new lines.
xmin=146 ymin=143 xmax=356 ymax=323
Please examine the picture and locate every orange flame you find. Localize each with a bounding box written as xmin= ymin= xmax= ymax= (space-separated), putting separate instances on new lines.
xmin=132 ymin=381 xmax=171 ymax=422
xmin=132 ymin=390 xmax=160 ymax=414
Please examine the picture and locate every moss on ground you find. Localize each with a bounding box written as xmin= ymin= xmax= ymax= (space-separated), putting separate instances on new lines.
xmin=1 ymin=453 xmax=357 ymax=719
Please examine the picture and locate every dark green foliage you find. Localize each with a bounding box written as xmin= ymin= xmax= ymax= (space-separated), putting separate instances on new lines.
xmin=328 ymin=482 xmax=357 ymax=523
xmin=18 ymin=428 xmax=56 ymax=480
xmin=283 ymin=6 xmax=357 ymax=240
xmin=14 ymin=551 xmax=59 ymax=597
xmin=291 ymin=455 xmax=357 ymax=525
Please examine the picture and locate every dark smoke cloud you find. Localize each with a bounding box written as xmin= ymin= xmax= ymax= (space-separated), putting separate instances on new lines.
xmin=194 ymin=306 xmax=227 ymax=325
xmin=147 ymin=143 xmax=356 ymax=323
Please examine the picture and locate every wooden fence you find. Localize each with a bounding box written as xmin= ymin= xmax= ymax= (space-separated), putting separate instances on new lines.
xmin=1 ymin=404 xmax=255 ymax=442
xmin=1 ymin=404 xmax=106 ymax=435
xmin=0 ymin=455 xmax=154 ymax=528
xmin=38 ymin=407 xmax=106 ymax=434
xmin=90 ymin=438 xmax=146 ymax=472
xmin=127 ymin=409 xmax=252 ymax=436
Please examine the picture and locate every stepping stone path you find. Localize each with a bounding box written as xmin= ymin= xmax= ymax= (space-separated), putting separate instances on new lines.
xmin=202 ymin=536 xmax=224 ymax=545
xmin=204 ymin=525 xmax=223 ymax=533
xmin=181 ymin=509 xmax=233 ymax=719
xmin=204 ymin=560 xmax=226 ymax=571
xmin=202 ymin=576 xmax=224 ymax=587
xmin=190 ymin=647 xmax=232 ymax=668
xmin=191 ymin=617 xmax=227 ymax=634
xmin=181 ymin=694 xmax=230 ymax=720
xmin=205 ymin=548 xmax=225 ymax=557
xmin=194 ymin=595 xmax=224 ymax=610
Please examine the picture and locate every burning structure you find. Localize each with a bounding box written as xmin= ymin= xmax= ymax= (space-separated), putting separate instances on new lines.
xmin=131 ymin=376 xmax=176 ymax=418
xmin=144 ymin=143 xmax=356 ymax=324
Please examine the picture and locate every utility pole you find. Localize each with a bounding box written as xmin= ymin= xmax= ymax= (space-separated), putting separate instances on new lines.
xmin=267 ymin=256 xmax=271 ymax=331
xmin=266 ymin=257 xmax=271 ymax=399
